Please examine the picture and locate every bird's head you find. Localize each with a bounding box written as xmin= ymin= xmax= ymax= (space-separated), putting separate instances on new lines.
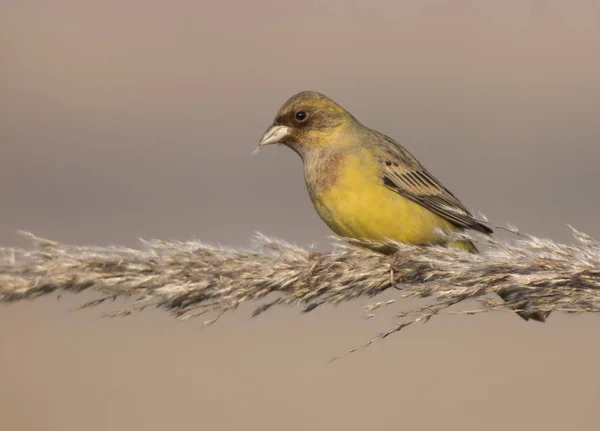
xmin=258 ymin=91 xmax=356 ymax=158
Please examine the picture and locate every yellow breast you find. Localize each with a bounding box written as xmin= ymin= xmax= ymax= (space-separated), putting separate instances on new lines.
xmin=308 ymin=149 xmax=459 ymax=246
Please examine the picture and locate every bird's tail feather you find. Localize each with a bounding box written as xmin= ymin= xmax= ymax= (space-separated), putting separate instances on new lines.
xmin=496 ymin=289 xmax=549 ymax=322
xmin=458 ymin=240 xmax=548 ymax=323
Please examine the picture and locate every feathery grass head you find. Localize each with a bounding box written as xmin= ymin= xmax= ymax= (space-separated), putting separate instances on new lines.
xmin=1 ymin=227 xmax=599 ymax=358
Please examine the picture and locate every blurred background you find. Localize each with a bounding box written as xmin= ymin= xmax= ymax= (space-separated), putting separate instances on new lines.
xmin=1 ymin=1 xmax=599 ymax=430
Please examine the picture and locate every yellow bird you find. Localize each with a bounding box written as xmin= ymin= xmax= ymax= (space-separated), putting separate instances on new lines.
xmin=258 ymin=91 xmax=544 ymax=321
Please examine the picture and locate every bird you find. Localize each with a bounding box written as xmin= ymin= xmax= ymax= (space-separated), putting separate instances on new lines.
xmin=258 ymin=91 xmax=546 ymax=322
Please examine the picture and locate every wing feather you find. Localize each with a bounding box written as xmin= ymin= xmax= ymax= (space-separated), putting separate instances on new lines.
xmin=373 ymin=134 xmax=493 ymax=235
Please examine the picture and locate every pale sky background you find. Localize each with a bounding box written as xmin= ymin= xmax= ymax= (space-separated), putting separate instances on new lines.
xmin=1 ymin=1 xmax=599 ymax=430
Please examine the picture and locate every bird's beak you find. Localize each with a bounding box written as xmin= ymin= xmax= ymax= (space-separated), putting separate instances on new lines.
xmin=259 ymin=124 xmax=290 ymax=147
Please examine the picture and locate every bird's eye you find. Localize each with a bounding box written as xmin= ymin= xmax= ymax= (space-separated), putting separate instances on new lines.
xmin=295 ymin=111 xmax=307 ymax=122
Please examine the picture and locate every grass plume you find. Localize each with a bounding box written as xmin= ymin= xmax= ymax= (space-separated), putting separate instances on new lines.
xmin=1 ymin=227 xmax=599 ymax=358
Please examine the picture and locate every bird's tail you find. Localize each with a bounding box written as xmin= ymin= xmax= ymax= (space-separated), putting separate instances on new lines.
xmin=456 ymin=240 xmax=548 ymax=322
xmin=496 ymin=289 xmax=549 ymax=322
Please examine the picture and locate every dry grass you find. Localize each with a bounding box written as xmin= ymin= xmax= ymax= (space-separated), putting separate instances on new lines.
xmin=1 ymin=226 xmax=599 ymax=358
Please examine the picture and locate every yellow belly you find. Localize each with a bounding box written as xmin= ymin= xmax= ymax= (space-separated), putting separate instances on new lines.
xmin=309 ymin=150 xmax=467 ymax=249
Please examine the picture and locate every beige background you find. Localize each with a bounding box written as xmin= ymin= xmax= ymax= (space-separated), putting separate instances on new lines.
xmin=1 ymin=1 xmax=599 ymax=430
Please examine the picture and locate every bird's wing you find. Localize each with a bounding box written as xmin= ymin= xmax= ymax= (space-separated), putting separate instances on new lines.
xmin=373 ymin=134 xmax=493 ymax=234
